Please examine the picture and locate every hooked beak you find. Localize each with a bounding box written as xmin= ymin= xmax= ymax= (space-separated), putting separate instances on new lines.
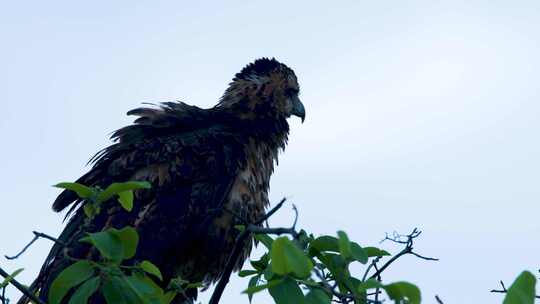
xmin=291 ymin=95 xmax=306 ymax=123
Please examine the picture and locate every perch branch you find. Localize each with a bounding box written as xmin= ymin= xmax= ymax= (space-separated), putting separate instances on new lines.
xmin=209 ymin=198 xmax=288 ymax=304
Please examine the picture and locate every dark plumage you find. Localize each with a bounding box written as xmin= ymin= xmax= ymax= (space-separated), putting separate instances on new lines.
xmin=19 ymin=58 xmax=305 ymax=304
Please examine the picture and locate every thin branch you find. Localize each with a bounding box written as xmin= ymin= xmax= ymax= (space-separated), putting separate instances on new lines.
xmin=209 ymin=228 xmax=250 ymax=304
xmin=246 ymin=202 xmax=299 ymax=238
xmin=209 ymin=198 xmax=287 ymax=304
xmin=362 ymin=257 xmax=381 ymax=281
xmin=246 ymin=226 xmax=298 ymax=237
xmin=0 ymin=267 xmax=45 ymax=304
xmin=313 ymin=267 xmax=350 ymax=303
xmin=409 ymin=251 xmax=439 ymax=261
xmin=490 ymin=280 xmax=540 ymax=299
xmin=435 ymin=295 xmax=444 ymax=303
xmin=370 ymin=228 xmax=438 ymax=280
xmin=1 ymin=285 xmax=7 ymax=304
xmin=254 ymin=198 xmax=287 ymax=225
xmin=5 ymin=231 xmax=66 ymax=260
xmin=372 ymin=262 xmax=381 ymax=303
xmin=291 ymin=204 xmax=299 ymax=229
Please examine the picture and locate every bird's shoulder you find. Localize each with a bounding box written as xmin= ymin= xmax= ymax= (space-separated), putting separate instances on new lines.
xmin=53 ymin=102 xmax=248 ymax=213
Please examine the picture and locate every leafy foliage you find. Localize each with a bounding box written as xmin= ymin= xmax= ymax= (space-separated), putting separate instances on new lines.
xmin=54 ymin=181 xmax=150 ymax=219
xmin=241 ymin=229 xmax=425 ymax=304
xmin=48 ymin=261 xmax=96 ymax=304
xmin=47 ymin=181 xmax=177 ymax=304
xmin=1 ymin=180 xmax=537 ymax=304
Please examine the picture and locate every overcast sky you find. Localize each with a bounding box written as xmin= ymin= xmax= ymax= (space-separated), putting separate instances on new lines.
xmin=1 ymin=1 xmax=539 ymax=303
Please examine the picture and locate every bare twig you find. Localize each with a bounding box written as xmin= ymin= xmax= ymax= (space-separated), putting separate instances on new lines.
xmin=5 ymin=231 xmax=66 ymax=260
xmin=246 ymin=226 xmax=298 ymax=237
xmin=490 ymin=280 xmax=508 ymax=295
xmin=254 ymin=198 xmax=287 ymax=225
xmin=361 ymin=256 xmax=381 ymax=281
xmin=1 ymin=285 xmax=7 ymax=304
xmin=409 ymin=251 xmax=439 ymax=261
xmin=246 ymin=202 xmax=299 ymax=238
xmin=209 ymin=198 xmax=287 ymax=304
xmin=370 ymin=228 xmax=438 ymax=280
xmin=490 ymin=280 xmax=540 ymax=299
xmin=313 ymin=267 xmax=350 ymax=303
xmin=291 ymin=204 xmax=299 ymax=229
xmin=435 ymin=295 xmax=444 ymax=303
xmin=208 ymin=228 xmax=250 ymax=304
xmin=0 ymin=267 xmax=45 ymax=304
xmin=372 ymin=262 xmax=382 ymax=303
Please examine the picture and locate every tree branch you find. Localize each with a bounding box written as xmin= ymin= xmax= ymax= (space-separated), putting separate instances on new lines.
xmin=209 ymin=198 xmax=287 ymax=304
xmin=1 ymin=285 xmax=7 ymax=304
xmin=0 ymin=267 xmax=45 ymax=304
xmin=5 ymin=231 xmax=66 ymax=260
xmin=490 ymin=280 xmax=540 ymax=299
xmin=369 ymin=228 xmax=438 ymax=280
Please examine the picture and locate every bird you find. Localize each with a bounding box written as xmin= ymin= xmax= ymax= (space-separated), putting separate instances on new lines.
xmin=18 ymin=58 xmax=305 ymax=304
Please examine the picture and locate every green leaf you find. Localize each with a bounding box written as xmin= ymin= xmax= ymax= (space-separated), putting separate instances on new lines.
xmin=80 ymin=227 xmax=139 ymax=262
xmin=305 ymin=288 xmax=331 ymax=304
xmin=123 ymin=273 xmax=163 ymax=304
xmin=254 ymin=234 xmax=274 ymax=249
xmin=102 ymin=276 xmax=136 ymax=304
xmin=263 ymin=264 xmax=275 ymax=281
xmin=271 ymin=237 xmax=313 ymax=278
xmin=234 ymin=225 xmax=246 ymax=232
xmin=364 ymin=246 xmax=391 ymax=257
xmin=357 ymin=278 xmax=383 ymax=292
xmin=68 ymin=276 xmax=100 ymax=304
xmin=297 ymin=229 xmax=312 ymax=249
xmin=268 ymin=277 xmax=305 ymax=304
xmin=117 ymin=191 xmax=134 ymax=211
xmin=309 ymin=236 xmax=339 ymax=256
xmin=318 ymin=253 xmax=349 ymax=283
xmin=139 ymin=260 xmax=163 ymax=281
xmin=337 ymin=231 xmax=352 ymax=259
xmin=246 ymin=275 xmax=260 ymax=303
xmin=503 ymin=271 xmax=537 ymax=304
xmin=239 ymin=270 xmax=259 ymax=277
xmin=54 ymin=182 xmax=95 ymax=199
xmin=384 ymin=281 xmax=421 ymax=304
xmin=83 ymin=203 xmax=96 ymax=218
xmin=350 ymin=242 xmax=368 ymax=264
xmin=161 ymin=291 xmax=177 ymax=304
xmin=242 ymin=278 xmax=283 ymax=295
xmin=250 ymin=254 xmax=269 ymax=271
xmin=186 ymin=282 xmax=203 ymax=289
xmin=0 ymin=268 xmax=24 ymax=288
xmin=96 ymin=181 xmax=151 ymax=203
xmin=48 ymin=260 xmax=96 ymax=304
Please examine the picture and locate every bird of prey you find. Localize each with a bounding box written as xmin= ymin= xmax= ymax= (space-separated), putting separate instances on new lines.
xmin=18 ymin=58 xmax=305 ymax=304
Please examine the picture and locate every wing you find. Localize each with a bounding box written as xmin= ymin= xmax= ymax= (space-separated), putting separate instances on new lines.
xmin=53 ymin=102 xmax=226 ymax=213
xmin=30 ymin=103 xmax=248 ymax=302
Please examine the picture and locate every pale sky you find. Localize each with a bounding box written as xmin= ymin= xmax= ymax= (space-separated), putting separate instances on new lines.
xmin=1 ymin=1 xmax=539 ymax=303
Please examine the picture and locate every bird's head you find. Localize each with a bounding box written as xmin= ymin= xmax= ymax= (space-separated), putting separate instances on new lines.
xmin=218 ymin=58 xmax=305 ymax=124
